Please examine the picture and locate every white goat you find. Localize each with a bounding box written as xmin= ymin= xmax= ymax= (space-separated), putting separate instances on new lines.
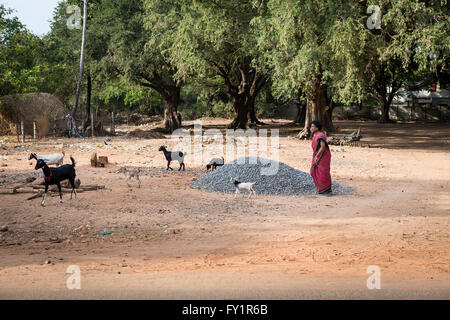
xmin=29 ymin=151 xmax=65 ymax=166
xmin=230 ymin=177 xmax=257 ymax=198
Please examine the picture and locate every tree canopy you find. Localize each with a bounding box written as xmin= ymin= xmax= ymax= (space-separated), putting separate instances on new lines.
xmin=1 ymin=0 xmax=448 ymax=134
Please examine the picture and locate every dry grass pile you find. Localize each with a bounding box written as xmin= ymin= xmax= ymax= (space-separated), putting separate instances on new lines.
xmin=0 ymin=93 xmax=68 ymax=135
xmin=127 ymin=129 xmax=166 ymax=139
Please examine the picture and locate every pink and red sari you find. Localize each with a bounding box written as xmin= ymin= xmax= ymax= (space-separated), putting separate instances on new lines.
xmin=310 ymin=131 xmax=332 ymax=194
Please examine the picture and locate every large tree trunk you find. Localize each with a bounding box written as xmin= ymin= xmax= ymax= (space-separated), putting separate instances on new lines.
xmin=226 ymin=68 xmax=265 ymax=129
xmin=324 ymin=106 xmax=335 ymax=131
xmin=323 ymin=98 xmax=335 ymax=132
xmin=378 ymin=100 xmax=392 ymax=123
xmin=248 ymin=97 xmax=265 ymax=126
xmin=228 ymin=93 xmax=249 ymax=129
xmin=162 ymin=86 xmax=181 ymax=133
xmin=297 ymin=82 xmax=331 ymax=139
xmin=82 ymin=73 xmax=92 ymax=134
xmin=248 ymin=97 xmax=257 ymax=124
xmin=378 ymin=89 xmax=397 ymax=123
xmin=373 ymin=61 xmax=398 ymax=124
xmin=293 ymin=99 xmax=307 ymax=124
xmin=369 ymin=92 xmax=390 ymax=123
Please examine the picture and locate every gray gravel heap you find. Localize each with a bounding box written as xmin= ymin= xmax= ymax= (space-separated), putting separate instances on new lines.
xmin=191 ymin=156 xmax=351 ymax=196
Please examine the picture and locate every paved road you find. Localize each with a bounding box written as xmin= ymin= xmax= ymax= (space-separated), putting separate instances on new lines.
xmin=1 ymin=272 xmax=448 ymax=299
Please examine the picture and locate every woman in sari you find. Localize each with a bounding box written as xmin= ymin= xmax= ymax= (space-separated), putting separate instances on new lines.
xmin=310 ymin=120 xmax=332 ymax=195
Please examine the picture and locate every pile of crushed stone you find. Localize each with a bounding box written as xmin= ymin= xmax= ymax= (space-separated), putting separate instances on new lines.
xmin=191 ymin=156 xmax=352 ymax=196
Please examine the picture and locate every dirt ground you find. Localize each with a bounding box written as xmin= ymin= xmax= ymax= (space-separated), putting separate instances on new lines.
xmin=0 ymin=119 xmax=449 ymax=299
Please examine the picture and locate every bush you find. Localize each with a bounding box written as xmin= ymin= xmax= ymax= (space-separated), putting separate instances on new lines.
xmin=211 ymin=100 xmax=234 ymax=118
xmin=256 ymin=101 xmax=279 ymax=119
xmin=179 ymin=101 xmax=207 ymax=120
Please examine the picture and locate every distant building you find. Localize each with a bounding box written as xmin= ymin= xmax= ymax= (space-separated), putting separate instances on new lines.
xmin=393 ymin=88 xmax=450 ymax=108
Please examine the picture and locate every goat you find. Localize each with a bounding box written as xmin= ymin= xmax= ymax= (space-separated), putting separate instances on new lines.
xmin=206 ymin=157 xmax=224 ymax=171
xmin=29 ymin=151 xmax=65 ymax=166
xmin=35 ymin=156 xmax=77 ymax=206
xmin=122 ymin=167 xmax=141 ymax=188
xmin=158 ymin=146 xmax=186 ymax=171
xmin=230 ymin=178 xmax=256 ymax=198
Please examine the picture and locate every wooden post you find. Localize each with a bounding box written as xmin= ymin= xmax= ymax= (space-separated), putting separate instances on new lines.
xmin=33 ymin=121 xmax=37 ymax=141
xmin=91 ymin=112 xmax=94 ymax=138
xmin=17 ymin=121 xmax=20 ymax=142
xmin=111 ymin=112 xmax=115 ymax=135
xmin=21 ymin=120 xmax=25 ymax=143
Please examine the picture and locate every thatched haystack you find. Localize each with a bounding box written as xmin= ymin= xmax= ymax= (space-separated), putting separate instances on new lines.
xmin=0 ymin=93 xmax=69 ymax=135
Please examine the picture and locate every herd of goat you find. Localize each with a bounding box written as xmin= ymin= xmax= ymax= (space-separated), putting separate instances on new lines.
xmin=27 ymin=145 xmax=256 ymax=206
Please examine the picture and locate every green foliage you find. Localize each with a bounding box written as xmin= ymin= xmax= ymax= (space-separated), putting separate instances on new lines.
xmin=147 ymin=0 xmax=269 ymax=126
xmin=44 ymin=0 xmax=173 ymax=116
xmin=255 ymin=0 xmax=448 ymax=107
xmin=147 ymin=0 xmax=262 ymax=78
xmin=254 ymin=0 xmax=368 ymax=103
xmin=333 ymin=0 xmax=448 ymax=104
xmin=0 ymin=5 xmax=66 ymax=97
xmin=210 ymin=100 xmax=234 ymax=118
xmin=1 ymin=0 xmax=448 ymax=122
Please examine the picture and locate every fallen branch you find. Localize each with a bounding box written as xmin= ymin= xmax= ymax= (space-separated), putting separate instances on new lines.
xmin=52 ymin=188 xmax=85 ymax=194
xmin=26 ymin=189 xmax=85 ymax=200
xmin=32 ymin=186 xmax=85 ymax=192
xmin=2 ymin=176 xmax=104 ymax=198
xmin=0 ymin=189 xmax=15 ymax=194
xmin=14 ymin=188 xmax=39 ymax=193
xmin=32 ymin=185 xmax=103 ymax=191
xmin=12 ymin=179 xmax=37 ymax=192
xmin=27 ymin=191 xmax=44 ymax=200
xmin=0 ymin=188 xmax=38 ymax=194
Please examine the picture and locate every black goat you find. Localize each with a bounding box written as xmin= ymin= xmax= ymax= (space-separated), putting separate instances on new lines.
xmin=35 ymin=156 xmax=77 ymax=206
xmin=158 ymin=145 xmax=186 ymax=171
xmin=206 ymin=157 xmax=224 ymax=171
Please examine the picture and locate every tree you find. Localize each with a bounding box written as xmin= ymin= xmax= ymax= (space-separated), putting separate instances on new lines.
xmin=293 ymin=89 xmax=307 ymax=125
xmin=45 ymin=0 xmax=92 ymax=135
xmin=255 ymin=0 xmax=362 ymax=137
xmin=375 ymin=0 xmax=448 ymax=122
xmin=46 ymin=0 xmax=183 ymax=132
xmin=0 ymin=5 xmax=65 ymax=97
xmin=0 ymin=5 xmax=25 ymax=96
xmin=91 ymin=0 xmax=182 ymax=132
xmin=331 ymin=0 xmax=449 ymax=123
xmin=257 ymin=0 xmax=448 ymax=134
xmin=44 ymin=1 xmax=83 ymax=108
xmin=148 ymin=0 xmax=268 ymax=129
xmin=47 ymin=0 xmax=171 ymax=130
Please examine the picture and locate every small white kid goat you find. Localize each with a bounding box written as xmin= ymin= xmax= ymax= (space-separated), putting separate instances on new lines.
xmin=230 ymin=177 xmax=257 ymax=198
